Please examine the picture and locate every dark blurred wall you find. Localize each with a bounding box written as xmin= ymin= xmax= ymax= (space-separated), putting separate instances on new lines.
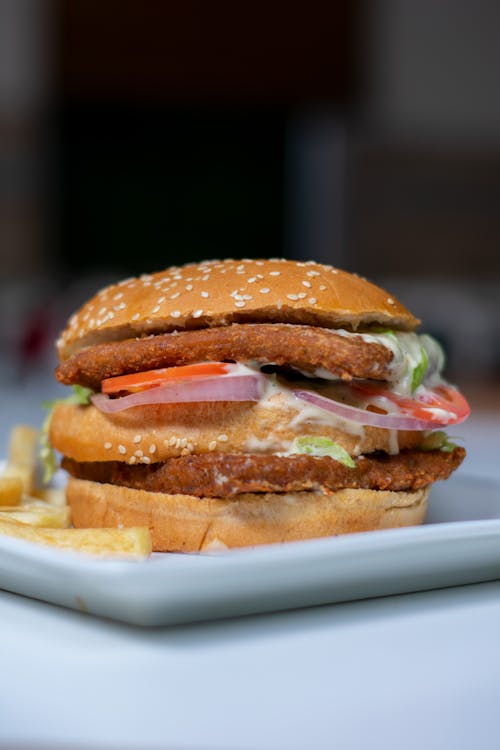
xmin=56 ymin=0 xmax=357 ymax=276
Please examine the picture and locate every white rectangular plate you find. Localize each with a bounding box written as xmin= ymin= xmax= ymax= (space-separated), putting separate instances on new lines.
xmin=0 ymin=474 xmax=499 ymax=626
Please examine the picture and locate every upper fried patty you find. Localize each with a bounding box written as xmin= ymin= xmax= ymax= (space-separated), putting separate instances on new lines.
xmin=55 ymin=323 xmax=395 ymax=389
xmin=62 ymin=447 xmax=465 ymax=498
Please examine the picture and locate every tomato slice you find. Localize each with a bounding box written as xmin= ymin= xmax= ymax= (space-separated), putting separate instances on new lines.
xmin=102 ymin=362 xmax=230 ymax=394
xmin=349 ymin=382 xmax=470 ymax=425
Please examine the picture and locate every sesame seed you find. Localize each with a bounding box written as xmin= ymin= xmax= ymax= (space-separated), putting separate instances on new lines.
xmin=135 ymin=450 xmax=143 ymax=458
xmin=173 ymin=274 xmax=182 ymax=280
xmin=113 ymin=292 xmax=123 ymax=301
xmin=208 ymin=441 xmax=217 ymax=451
xmin=259 ymin=288 xmax=270 ymax=294
xmin=307 ymin=270 xmax=320 ymax=277
xmin=331 ymin=268 xmax=339 ymax=274
xmin=141 ymin=456 xmax=151 ymax=464
xmin=152 ymin=305 xmax=161 ymax=313
xmin=171 ymin=311 xmax=181 ymax=318
xmin=118 ymin=445 xmax=127 ymax=454
xmin=255 ymin=260 xmax=264 ymax=266
xmin=309 ymin=297 xmax=317 ymax=305
xmin=149 ymin=444 xmax=157 ymax=454
xmin=201 ymin=291 xmax=209 ymax=298
xmin=234 ymin=300 xmax=246 ymax=308
xmin=104 ymin=442 xmax=112 ymax=450
xmin=387 ymin=297 xmax=395 ymax=305
xmin=269 ymin=271 xmax=281 ymax=276
xmin=202 ymin=275 xmax=210 ymax=281
xmin=169 ymin=436 xmax=177 ymax=447
xmin=180 ymin=438 xmax=187 ymax=448
xmin=193 ymin=309 xmax=204 ymax=318
xmin=237 ymin=264 xmax=245 ymax=271
xmin=98 ymin=307 xmax=107 ymax=316
xmin=132 ymin=313 xmax=140 ymax=321
xmin=129 ymin=456 xmax=136 ymax=464
xmin=297 ymin=292 xmax=307 ymax=299
xmin=218 ymin=434 xmax=229 ymax=442
xmin=133 ymin=435 xmax=142 ymax=443
xmin=287 ymin=294 xmax=299 ymax=301
xmin=157 ymin=296 xmax=166 ymax=303
xmin=302 ymin=280 xmax=311 ymax=288
xmin=170 ymin=292 xmax=180 ymax=299
xmin=114 ymin=302 xmax=126 ymax=311
xmin=248 ymin=277 xmax=257 ymax=283
xmin=185 ymin=284 xmax=193 ymax=291
xmin=319 ymin=285 xmax=327 ymax=291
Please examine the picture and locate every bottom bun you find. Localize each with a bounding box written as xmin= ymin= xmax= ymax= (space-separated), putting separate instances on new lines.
xmin=67 ymin=477 xmax=429 ymax=552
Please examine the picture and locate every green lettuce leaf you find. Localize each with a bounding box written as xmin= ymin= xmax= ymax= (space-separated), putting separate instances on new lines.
xmin=40 ymin=386 xmax=93 ymax=483
xmin=411 ymin=346 xmax=429 ymax=392
xmin=293 ymin=436 xmax=355 ymax=468
xmin=419 ymin=430 xmax=458 ymax=453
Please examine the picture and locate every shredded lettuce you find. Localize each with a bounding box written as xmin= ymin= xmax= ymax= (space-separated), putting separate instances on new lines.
xmin=419 ymin=431 xmax=458 ymax=453
xmin=293 ymin=436 xmax=355 ymax=468
xmin=411 ymin=346 xmax=429 ymax=392
xmin=40 ymin=386 xmax=93 ymax=483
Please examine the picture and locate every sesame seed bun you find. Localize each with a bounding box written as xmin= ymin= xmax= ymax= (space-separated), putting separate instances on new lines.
xmin=49 ymin=400 xmax=422 ymax=464
xmin=67 ymin=477 xmax=429 ymax=552
xmin=57 ymin=259 xmax=419 ymax=360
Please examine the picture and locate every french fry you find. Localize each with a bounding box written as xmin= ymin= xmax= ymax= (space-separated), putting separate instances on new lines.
xmin=0 ymin=518 xmax=152 ymax=558
xmin=8 ymin=425 xmax=38 ymax=466
xmin=0 ymin=477 xmax=23 ymax=506
xmin=4 ymin=424 xmax=39 ymax=495
xmin=2 ymin=463 xmax=35 ymax=496
xmin=0 ymin=504 xmax=71 ymax=528
xmin=31 ymin=487 xmax=67 ymax=507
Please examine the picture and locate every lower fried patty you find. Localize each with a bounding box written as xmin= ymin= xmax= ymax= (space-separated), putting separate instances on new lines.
xmin=62 ymin=447 xmax=464 ymax=497
xmin=55 ymin=323 xmax=395 ymax=389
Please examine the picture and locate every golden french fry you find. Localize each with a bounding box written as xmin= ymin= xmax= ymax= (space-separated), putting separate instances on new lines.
xmin=0 ymin=477 xmax=23 ymax=506
xmin=0 ymin=505 xmax=71 ymax=528
xmin=31 ymin=487 xmax=67 ymax=507
xmin=5 ymin=424 xmax=39 ymax=495
xmin=8 ymin=425 xmax=38 ymax=466
xmin=2 ymin=463 xmax=35 ymax=496
xmin=0 ymin=518 xmax=152 ymax=558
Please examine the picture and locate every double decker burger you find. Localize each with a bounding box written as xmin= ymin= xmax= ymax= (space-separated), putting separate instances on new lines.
xmin=48 ymin=259 xmax=470 ymax=551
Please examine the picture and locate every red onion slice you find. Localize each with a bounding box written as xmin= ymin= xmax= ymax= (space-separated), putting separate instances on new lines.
xmin=293 ymin=390 xmax=450 ymax=431
xmin=92 ymin=374 xmax=263 ymax=413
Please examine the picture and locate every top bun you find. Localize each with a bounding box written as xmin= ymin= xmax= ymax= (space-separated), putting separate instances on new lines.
xmin=57 ymin=259 xmax=419 ymax=360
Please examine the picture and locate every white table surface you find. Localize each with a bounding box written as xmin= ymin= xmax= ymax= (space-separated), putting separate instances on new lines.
xmin=1 ymin=377 xmax=499 ymax=749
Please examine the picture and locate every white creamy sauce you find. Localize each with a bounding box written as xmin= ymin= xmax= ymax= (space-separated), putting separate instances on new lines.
xmin=387 ymin=429 xmax=399 ymax=455
xmin=232 ymin=329 xmax=450 ymax=458
xmin=256 ymin=374 xmax=366 ymax=437
xmin=244 ymin=434 xmax=293 ymax=454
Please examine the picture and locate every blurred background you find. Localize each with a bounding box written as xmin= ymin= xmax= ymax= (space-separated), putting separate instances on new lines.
xmin=1 ymin=0 xmax=499 ymax=448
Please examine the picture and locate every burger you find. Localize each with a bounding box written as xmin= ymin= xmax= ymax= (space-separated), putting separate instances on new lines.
xmin=48 ymin=259 xmax=469 ymax=552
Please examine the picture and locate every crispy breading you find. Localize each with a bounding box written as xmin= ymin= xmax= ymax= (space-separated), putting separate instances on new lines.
xmin=62 ymin=447 xmax=465 ymax=497
xmin=55 ymin=323 xmax=395 ymax=389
